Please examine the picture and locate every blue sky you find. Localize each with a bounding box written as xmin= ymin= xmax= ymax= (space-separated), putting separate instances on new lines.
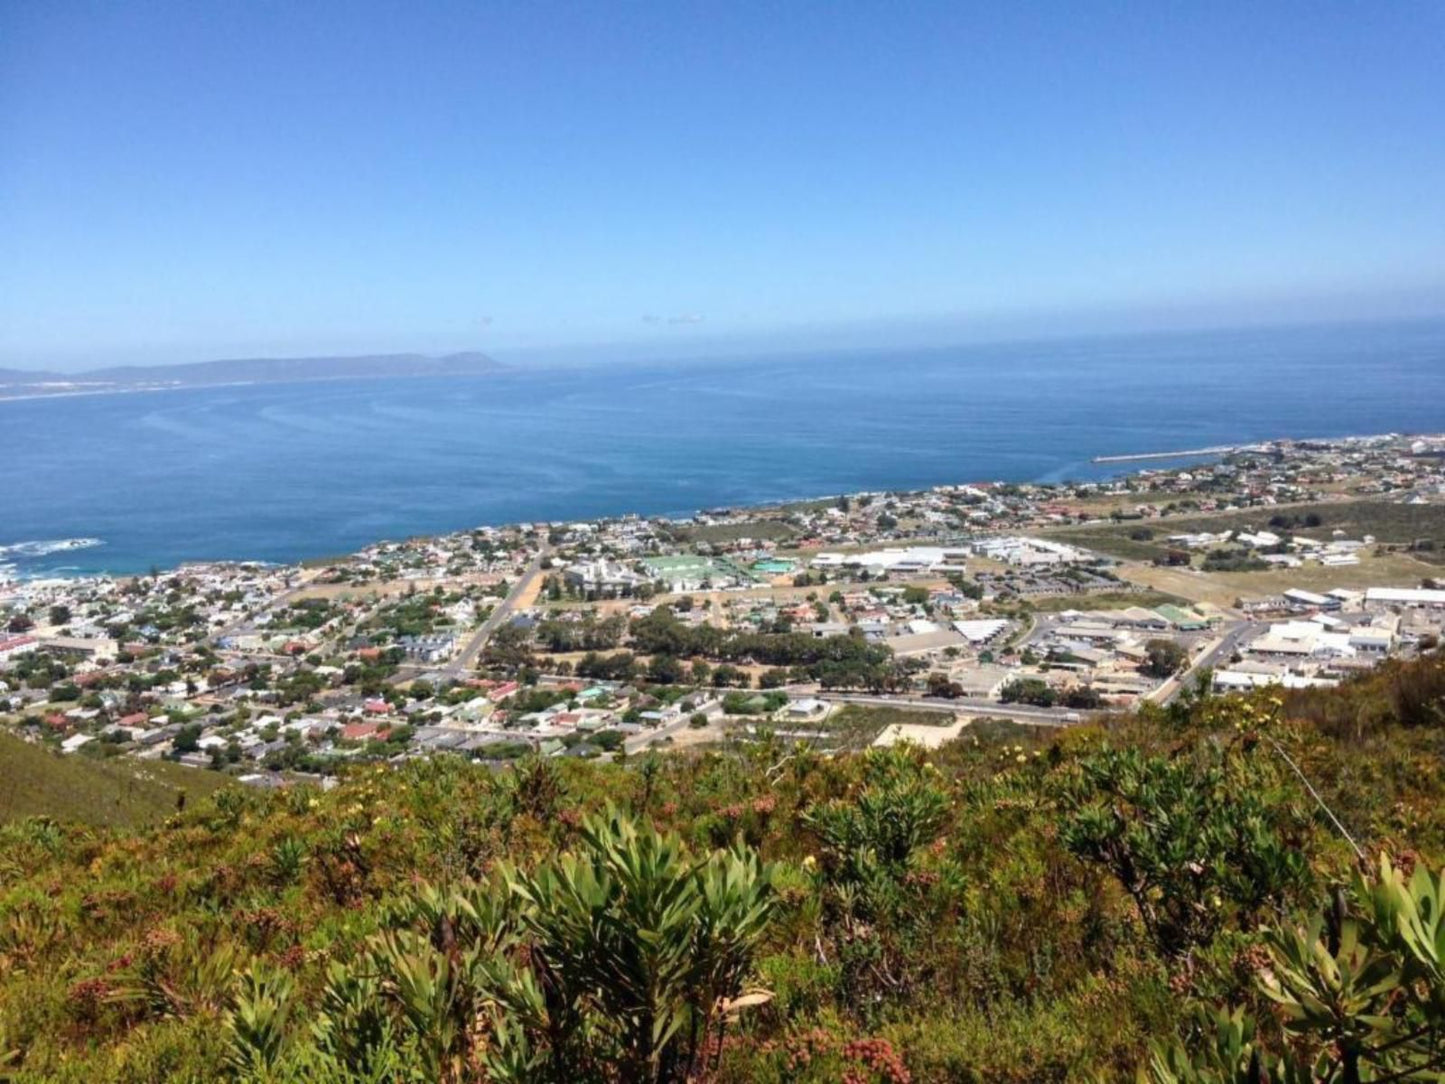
xmin=2 ymin=1 xmax=1443 ymax=369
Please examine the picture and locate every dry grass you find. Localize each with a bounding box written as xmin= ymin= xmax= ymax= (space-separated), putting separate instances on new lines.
xmin=0 ymin=733 xmax=231 ymax=828
xmin=1117 ymin=550 xmax=1439 ymax=608
xmin=1047 ymin=499 xmax=1445 ymax=563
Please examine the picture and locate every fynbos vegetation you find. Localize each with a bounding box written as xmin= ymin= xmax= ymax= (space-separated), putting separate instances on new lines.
xmin=1 ymin=652 xmax=1444 ymax=1081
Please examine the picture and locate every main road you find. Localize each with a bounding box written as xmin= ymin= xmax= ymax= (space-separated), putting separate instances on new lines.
xmin=810 ymin=691 xmax=1089 ymax=727
xmin=621 ymin=690 xmax=1088 ymax=755
xmin=208 ymin=570 xmax=319 ymax=646
xmin=441 ymin=545 xmax=551 ymax=679
xmin=1149 ymin=620 xmax=1256 ymax=705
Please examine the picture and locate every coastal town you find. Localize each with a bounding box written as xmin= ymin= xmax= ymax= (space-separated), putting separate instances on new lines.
xmin=3 ymin=431 xmax=1444 ymax=788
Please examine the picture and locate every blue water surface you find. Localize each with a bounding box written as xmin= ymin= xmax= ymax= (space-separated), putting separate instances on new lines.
xmin=2 ymin=319 xmax=1443 ymax=575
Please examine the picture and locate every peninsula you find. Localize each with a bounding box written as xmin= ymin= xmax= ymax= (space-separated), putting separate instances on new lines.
xmin=0 ymin=351 xmax=505 ymax=400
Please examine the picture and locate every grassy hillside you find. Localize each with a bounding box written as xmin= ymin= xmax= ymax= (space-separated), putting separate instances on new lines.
xmin=0 ymin=654 xmax=1442 ymax=1082
xmin=0 ymin=733 xmax=230 ymax=828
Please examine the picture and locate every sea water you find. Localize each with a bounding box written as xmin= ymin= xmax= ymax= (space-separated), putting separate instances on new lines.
xmin=2 ymin=318 xmax=1443 ymax=575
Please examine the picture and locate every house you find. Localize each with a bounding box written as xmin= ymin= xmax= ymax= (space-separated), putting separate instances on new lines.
xmin=0 ymin=635 xmax=38 ymax=664
xmin=342 ymin=721 xmax=388 ymax=742
xmin=396 ymin=634 xmax=457 ymax=663
xmin=60 ymin=733 xmax=95 ymax=754
xmin=949 ymin=664 xmax=1012 ymax=699
xmin=785 ymin=697 xmax=828 ymax=718
xmin=952 ymin=618 xmax=1010 ymax=643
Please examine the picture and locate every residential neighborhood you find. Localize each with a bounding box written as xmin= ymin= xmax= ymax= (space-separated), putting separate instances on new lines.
xmin=3 ymin=431 xmax=1444 ymax=785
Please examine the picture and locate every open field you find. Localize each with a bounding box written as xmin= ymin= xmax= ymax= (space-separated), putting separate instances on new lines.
xmin=1048 ymin=500 xmax=1445 ymax=563
xmin=1117 ymin=550 xmax=1441 ymax=608
xmin=1113 ymin=565 xmax=1247 ymax=608
xmin=1020 ymin=588 xmax=1186 ymax=613
xmin=667 ymin=519 xmax=798 ymax=545
xmin=289 ymin=580 xmax=419 ymax=602
xmin=872 ymin=716 xmax=971 ymax=748
xmin=1042 ymin=527 xmax=1171 ymax=561
xmin=1048 ymin=489 xmax=1223 ymax=517
xmin=0 ymin=733 xmax=232 ymax=828
xmin=815 ymin=704 xmax=956 ymax=749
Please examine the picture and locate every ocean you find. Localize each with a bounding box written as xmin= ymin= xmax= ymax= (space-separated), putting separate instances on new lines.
xmin=2 ymin=319 xmax=1443 ymax=577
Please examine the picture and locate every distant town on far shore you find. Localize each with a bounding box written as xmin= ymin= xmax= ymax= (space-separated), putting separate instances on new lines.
xmin=0 ymin=351 xmax=505 ymax=400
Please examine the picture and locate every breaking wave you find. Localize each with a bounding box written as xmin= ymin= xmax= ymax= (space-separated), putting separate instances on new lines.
xmin=0 ymin=538 xmax=105 ymax=559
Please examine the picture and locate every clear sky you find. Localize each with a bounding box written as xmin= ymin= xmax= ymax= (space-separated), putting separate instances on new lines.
xmin=2 ymin=1 xmax=1444 ymax=370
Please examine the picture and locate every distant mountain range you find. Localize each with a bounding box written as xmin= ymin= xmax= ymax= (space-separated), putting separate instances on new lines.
xmin=0 ymin=352 xmax=505 ymax=398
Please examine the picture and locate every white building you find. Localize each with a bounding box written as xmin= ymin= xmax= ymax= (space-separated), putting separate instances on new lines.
xmin=1366 ymin=587 xmax=1445 ymax=608
xmin=809 ymin=547 xmax=967 ymax=574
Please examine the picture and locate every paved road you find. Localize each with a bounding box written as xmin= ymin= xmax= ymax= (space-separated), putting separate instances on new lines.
xmin=621 ymin=690 xmax=1084 ymax=755
xmin=1151 ymin=620 xmax=1256 ymax=705
xmin=442 ymin=546 xmax=550 ymax=678
xmin=812 ymin=691 xmax=1088 ymax=727
xmin=208 ymin=572 xmax=316 ymax=645
xmin=622 ymin=696 xmax=723 ymax=753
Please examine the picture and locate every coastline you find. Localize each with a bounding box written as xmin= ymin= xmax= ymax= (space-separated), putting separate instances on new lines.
xmin=1 ymin=430 xmax=1425 ymax=581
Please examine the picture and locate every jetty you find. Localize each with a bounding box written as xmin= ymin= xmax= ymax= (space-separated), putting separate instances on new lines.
xmin=1092 ymin=443 xmax=1261 ymax=464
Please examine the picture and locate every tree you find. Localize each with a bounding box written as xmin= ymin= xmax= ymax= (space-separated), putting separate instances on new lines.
xmin=757 ymin=668 xmax=789 ymax=689
xmin=172 ymin=724 xmax=203 ymax=754
xmin=484 ymin=623 xmax=536 ymax=670
xmin=710 ymin=664 xmax=749 ymax=689
xmin=901 ymin=585 xmax=929 ymax=606
xmin=1143 ymin=638 xmax=1189 ymax=678
xmin=926 ymin=672 xmax=962 ymax=698
xmin=48 ymin=604 xmax=72 ymax=627
xmin=1000 ymin=677 xmax=1056 ymax=707
xmin=647 ymin=654 xmax=684 ymax=685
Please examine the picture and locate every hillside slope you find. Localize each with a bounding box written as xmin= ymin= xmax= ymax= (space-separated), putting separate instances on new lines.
xmin=0 ymin=733 xmax=229 ymax=828
xmin=0 ymin=654 xmax=1441 ymax=1082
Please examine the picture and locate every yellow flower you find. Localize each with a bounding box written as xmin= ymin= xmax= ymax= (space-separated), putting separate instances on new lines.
xmin=801 ymin=855 xmax=818 ymax=872
xmin=1015 ymin=753 xmax=1027 ymax=763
